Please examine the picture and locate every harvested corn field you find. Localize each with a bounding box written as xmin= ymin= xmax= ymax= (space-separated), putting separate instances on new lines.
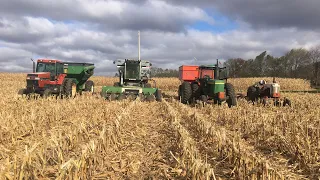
xmin=0 ymin=73 xmax=319 ymax=179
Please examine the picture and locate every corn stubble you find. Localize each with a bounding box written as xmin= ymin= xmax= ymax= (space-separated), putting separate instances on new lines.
xmin=0 ymin=73 xmax=319 ymax=179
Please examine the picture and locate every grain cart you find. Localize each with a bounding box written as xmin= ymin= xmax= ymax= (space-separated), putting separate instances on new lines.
xmin=18 ymin=59 xmax=95 ymax=98
xmin=246 ymin=78 xmax=291 ymax=106
xmin=100 ymin=59 xmax=162 ymax=101
xmin=178 ymin=60 xmax=237 ymax=108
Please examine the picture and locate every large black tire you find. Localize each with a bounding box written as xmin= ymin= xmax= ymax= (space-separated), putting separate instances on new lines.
xmin=155 ymin=89 xmax=162 ymax=102
xmin=64 ymin=79 xmax=77 ymax=98
xmin=181 ymin=82 xmax=192 ymax=104
xmin=85 ymin=80 xmax=94 ymax=92
xmin=247 ymin=86 xmax=259 ymax=104
xmin=225 ymin=83 xmax=237 ymax=108
xmin=191 ymin=83 xmax=200 ymax=99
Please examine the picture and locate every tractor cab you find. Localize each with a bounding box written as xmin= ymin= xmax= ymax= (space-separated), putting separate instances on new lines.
xmin=25 ymin=59 xmax=66 ymax=93
xmin=33 ymin=59 xmax=64 ymax=81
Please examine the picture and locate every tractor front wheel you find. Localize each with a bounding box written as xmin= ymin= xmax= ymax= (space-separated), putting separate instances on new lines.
xmin=180 ymin=82 xmax=192 ymax=104
xmin=225 ymin=83 xmax=237 ymax=108
xmin=64 ymin=79 xmax=77 ymax=98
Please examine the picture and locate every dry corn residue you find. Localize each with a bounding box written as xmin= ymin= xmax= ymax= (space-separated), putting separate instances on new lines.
xmin=0 ymin=73 xmax=319 ymax=179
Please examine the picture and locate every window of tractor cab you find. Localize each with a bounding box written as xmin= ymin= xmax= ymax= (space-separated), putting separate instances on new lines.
xmin=200 ymin=69 xmax=214 ymax=79
xmin=125 ymin=63 xmax=140 ymax=79
xmin=36 ymin=63 xmax=55 ymax=73
xmin=36 ymin=62 xmax=64 ymax=74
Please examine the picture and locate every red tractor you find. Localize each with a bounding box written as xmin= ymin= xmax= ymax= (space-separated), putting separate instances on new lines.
xmin=18 ymin=59 xmax=95 ymax=98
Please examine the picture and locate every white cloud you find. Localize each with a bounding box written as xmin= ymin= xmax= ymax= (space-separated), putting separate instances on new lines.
xmin=0 ymin=0 xmax=319 ymax=75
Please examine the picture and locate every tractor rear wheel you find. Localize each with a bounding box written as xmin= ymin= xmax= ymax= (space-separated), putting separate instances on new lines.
xmin=64 ymin=79 xmax=77 ymax=98
xmin=155 ymin=89 xmax=162 ymax=102
xmin=85 ymin=80 xmax=94 ymax=93
xmin=225 ymin=83 xmax=237 ymax=108
xmin=181 ymin=82 xmax=192 ymax=104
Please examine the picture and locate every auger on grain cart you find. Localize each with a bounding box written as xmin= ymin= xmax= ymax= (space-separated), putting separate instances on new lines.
xmin=100 ymin=31 xmax=162 ymax=102
xmin=246 ymin=78 xmax=291 ymax=106
xmin=18 ymin=59 xmax=95 ymax=98
xmin=100 ymin=59 xmax=162 ymax=101
xmin=178 ymin=60 xmax=237 ymax=108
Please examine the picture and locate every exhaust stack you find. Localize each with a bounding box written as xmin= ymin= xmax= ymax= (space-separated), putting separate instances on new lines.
xmin=138 ymin=31 xmax=141 ymax=60
xmin=31 ymin=58 xmax=35 ymax=73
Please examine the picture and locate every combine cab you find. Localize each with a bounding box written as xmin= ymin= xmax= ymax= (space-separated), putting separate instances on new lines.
xmin=18 ymin=59 xmax=95 ymax=98
xmin=178 ymin=60 xmax=237 ymax=108
xmin=100 ymin=59 xmax=162 ymax=101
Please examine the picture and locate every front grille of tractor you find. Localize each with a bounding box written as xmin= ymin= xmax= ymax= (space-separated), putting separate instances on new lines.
xmin=27 ymin=80 xmax=38 ymax=88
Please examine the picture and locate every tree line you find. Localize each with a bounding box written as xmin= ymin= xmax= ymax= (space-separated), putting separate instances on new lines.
xmin=223 ymin=46 xmax=320 ymax=84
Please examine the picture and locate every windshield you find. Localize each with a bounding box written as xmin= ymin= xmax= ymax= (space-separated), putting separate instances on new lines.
xmin=36 ymin=63 xmax=56 ymax=73
xmin=125 ymin=62 xmax=140 ymax=79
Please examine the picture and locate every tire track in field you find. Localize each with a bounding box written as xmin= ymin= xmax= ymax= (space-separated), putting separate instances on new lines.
xmin=162 ymin=100 xmax=216 ymax=180
xmin=100 ymin=100 xmax=186 ymax=179
xmin=168 ymin=99 xmax=308 ymax=180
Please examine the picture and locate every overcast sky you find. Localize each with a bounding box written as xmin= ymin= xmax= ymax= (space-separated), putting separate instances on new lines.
xmin=0 ymin=0 xmax=320 ymax=75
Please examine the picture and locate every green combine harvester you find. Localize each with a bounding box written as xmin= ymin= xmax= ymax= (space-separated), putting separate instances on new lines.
xmin=100 ymin=31 xmax=162 ymax=102
xmin=100 ymin=59 xmax=162 ymax=101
